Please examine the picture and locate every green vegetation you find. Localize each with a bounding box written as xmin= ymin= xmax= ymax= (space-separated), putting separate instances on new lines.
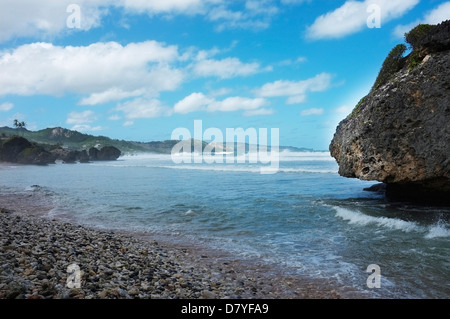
xmin=347 ymin=95 xmax=368 ymax=119
xmin=372 ymin=44 xmax=407 ymax=90
xmin=407 ymin=50 xmax=422 ymax=70
xmin=405 ymin=24 xmax=435 ymax=50
xmin=346 ymin=22 xmax=439 ymax=120
xmin=0 ymin=126 xmax=148 ymax=154
xmin=13 ymin=119 xmax=26 ymax=130
xmin=405 ymin=24 xmax=436 ymax=70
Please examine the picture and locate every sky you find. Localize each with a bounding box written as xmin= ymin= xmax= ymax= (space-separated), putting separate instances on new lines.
xmin=0 ymin=0 xmax=449 ymax=150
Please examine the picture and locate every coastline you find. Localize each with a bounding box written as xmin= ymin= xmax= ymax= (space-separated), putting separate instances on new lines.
xmin=0 ymin=190 xmax=354 ymax=299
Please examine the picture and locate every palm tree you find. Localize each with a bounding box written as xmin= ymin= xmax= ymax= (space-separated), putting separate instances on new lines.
xmin=13 ymin=119 xmax=26 ymax=136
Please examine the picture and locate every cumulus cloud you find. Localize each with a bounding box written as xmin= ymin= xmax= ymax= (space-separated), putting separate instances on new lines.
xmin=254 ymin=73 xmax=333 ymax=104
xmin=393 ymin=2 xmax=450 ymax=39
xmin=0 ymin=102 xmax=14 ymax=112
xmin=0 ymin=41 xmax=183 ymax=101
xmin=173 ymin=93 xmax=269 ymax=115
xmin=116 ymin=98 xmax=172 ymax=120
xmin=173 ymin=93 xmax=213 ymax=114
xmin=0 ymin=0 xmax=109 ymax=43
xmin=306 ymin=0 xmax=419 ymax=40
xmin=79 ymin=88 xmax=145 ymax=106
xmin=209 ymin=96 xmax=268 ymax=112
xmin=0 ymin=0 xmax=304 ymax=42
xmin=66 ymin=110 xmax=103 ymax=132
xmin=0 ymin=0 xmax=213 ymax=43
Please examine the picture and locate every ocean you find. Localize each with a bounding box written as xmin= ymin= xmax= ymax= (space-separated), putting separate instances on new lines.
xmin=0 ymin=151 xmax=449 ymax=298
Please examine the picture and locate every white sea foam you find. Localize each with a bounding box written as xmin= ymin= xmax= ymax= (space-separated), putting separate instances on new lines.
xmin=120 ymin=151 xmax=335 ymax=162
xmin=185 ymin=209 xmax=195 ymax=216
xmin=334 ymin=206 xmax=421 ymax=232
xmin=425 ymin=222 xmax=450 ymax=239
xmin=159 ymin=165 xmax=336 ymax=174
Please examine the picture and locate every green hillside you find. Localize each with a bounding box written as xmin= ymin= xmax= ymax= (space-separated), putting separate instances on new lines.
xmin=0 ymin=126 xmax=317 ymax=154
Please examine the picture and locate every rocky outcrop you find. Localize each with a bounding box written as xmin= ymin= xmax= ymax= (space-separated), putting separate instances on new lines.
xmin=89 ymin=146 xmax=121 ymax=161
xmin=0 ymin=137 xmax=55 ymax=165
xmin=50 ymin=148 xmax=91 ymax=164
xmin=51 ymin=146 xmax=121 ymax=163
xmin=0 ymin=136 xmax=121 ymax=165
xmin=330 ymin=21 xmax=450 ymax=204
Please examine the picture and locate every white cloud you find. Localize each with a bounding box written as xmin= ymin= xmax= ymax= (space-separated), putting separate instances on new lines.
xmin=393 ymin=2 xmax=450 ymax=39
xmin=209 ymin=96 xmax=267 ymax=112
xmin=71 ymin=124 xmax=104 ymax=132
xmin=66 ymin=110 xmax=96 ymax=125
xmin=79 ymin=88 xmax=145 ymax=106
xmin=0 ymin=102 xmax=14 ymax=112
xmin=173 ymin=93 xmax=269 ymax=115
xmin=0 ymin=0 xmax=291 ymax=42
xmin=66 ymin=110 xmax=104 ymax=132
xmin=0 ymin=0 xmax=215 ymax=43
xmin=174 ymin=93 xmax=213 ymax=114
xmin=423 ymin=2 xmax=450 ymax=25
xmin=119 ymin=0 xmax=211 ymax=15
xmin=207 ymin=0 xmax=279 ymax=31
xmin=116 ymin=98 xmax=172 ymax=119
xmin=193 ymin=57 xmax=263 ymax=79
xmin=108 ymin=115 xmax=121 ymax=121
xmin=209 ymin=87 xmax=233 ymax=97
xmin=0 ymin=41 xmax=183 ymax=102
xmin=243 ymin=108 xmax=275 ymax=117
xmin=306 ymin=0 xmax=419 ymax=40
xmin=276 ymin=56 xmax=307 ymax=67
xmin=0 ymin=0 xmax=109 ymax=43
xmin=254 ymin=73 xmax=332 ymax=104
xmin=300 ymin=108 xmax=324 ymax=116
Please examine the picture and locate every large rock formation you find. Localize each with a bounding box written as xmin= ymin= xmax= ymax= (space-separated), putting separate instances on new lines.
xmin=88 ymin=146 xmax=121 ymax=161
xmin=51 ymin=146 xmax=121 ymax=163
xmin=330 ymin=21 xmax=450 ymax=204
xmin=0 ymin=136 xmax=121 ymax=165
xmin=0 ymin=137 xmax=55 ymax=165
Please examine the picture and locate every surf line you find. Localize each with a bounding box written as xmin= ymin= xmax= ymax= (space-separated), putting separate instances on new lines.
xmin=171 ymin=120 xmax=279 ymax=175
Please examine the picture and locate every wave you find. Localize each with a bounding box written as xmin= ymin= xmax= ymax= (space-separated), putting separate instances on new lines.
xmin=160 ymin=165 xmax=336 ymax=174
xmin=334 ymin=206 xmax=420 ymax=232
xmin=120 ymin=151 xmax=336 ymax=162
xmin=425 ymin=222 xmax=450 ymax=239
xmin=92 ymin=163 xmax=337 ymax=174
xmin=333 ymin=206 xmax=450 ymax=239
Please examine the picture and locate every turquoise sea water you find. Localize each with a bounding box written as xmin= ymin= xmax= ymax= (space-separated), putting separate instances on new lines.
xmin=1 ymin=151 xmax=449 ymax=298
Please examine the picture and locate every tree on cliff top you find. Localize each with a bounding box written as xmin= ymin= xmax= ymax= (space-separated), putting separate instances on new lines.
xmin=13 ymin=119 xmax=26 ymax=137
xmin=372 ymin=44 xmax=407 ymax=91
xmin=405 ymin=24 xmax=435 ymax=50
xmin=13 ymin=119 xmax=26 ymax=130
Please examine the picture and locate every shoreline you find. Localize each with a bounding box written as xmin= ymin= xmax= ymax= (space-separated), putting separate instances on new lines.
xmin=0 ymin=190 xmax=361 ymax=299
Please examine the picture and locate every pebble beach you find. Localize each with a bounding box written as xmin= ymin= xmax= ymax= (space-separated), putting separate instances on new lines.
xmin=0 ymin=191 xmax=343 ymax=300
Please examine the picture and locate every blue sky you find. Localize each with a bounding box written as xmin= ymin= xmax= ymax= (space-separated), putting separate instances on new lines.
xmin=0 ymin=0 xmax=449 ymax=150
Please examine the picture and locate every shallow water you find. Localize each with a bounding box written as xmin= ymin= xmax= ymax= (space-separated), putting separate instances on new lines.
xmin=1 ymin=151 xmax=448 ymax=298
